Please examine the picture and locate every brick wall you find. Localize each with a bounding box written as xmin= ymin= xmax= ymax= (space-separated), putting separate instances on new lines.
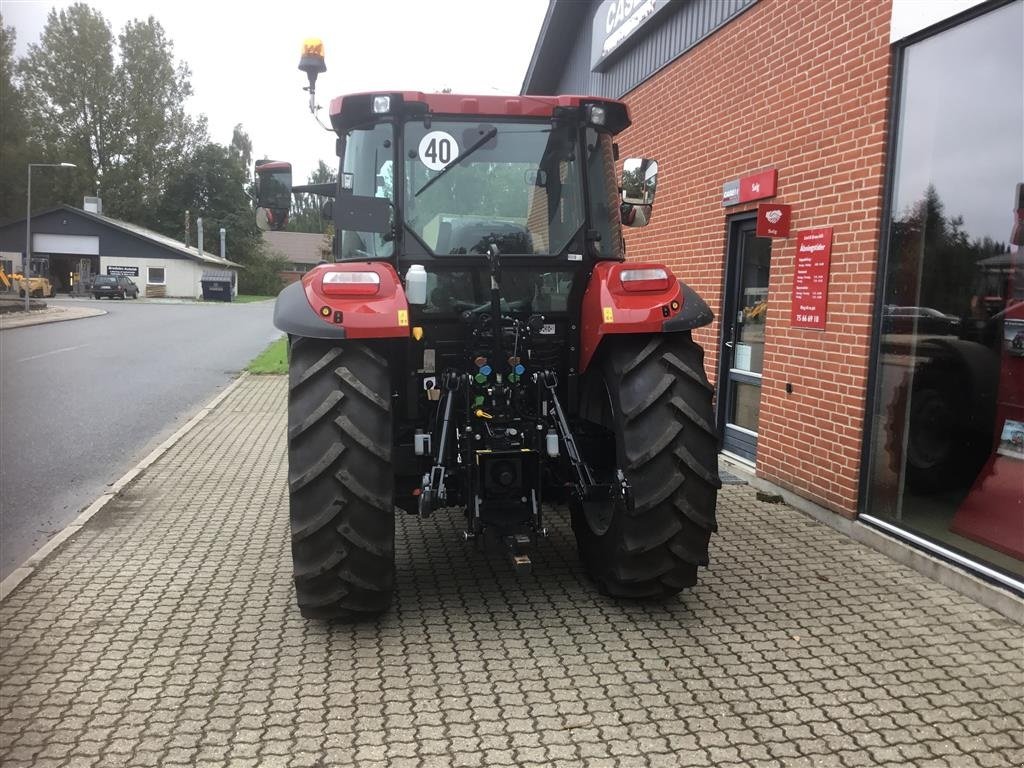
xmin=614 ymin=0 xmax=893 ymax=517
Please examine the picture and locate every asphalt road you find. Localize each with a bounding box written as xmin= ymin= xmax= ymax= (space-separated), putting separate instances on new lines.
xmin=0 ymin=297 xmax=280 ymax=579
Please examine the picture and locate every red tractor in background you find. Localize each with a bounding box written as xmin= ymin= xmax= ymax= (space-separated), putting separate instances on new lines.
xmin=257 ymin=41 xmax=720 ymax=620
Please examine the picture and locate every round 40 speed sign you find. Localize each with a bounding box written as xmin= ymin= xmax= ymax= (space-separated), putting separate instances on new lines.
xmin=418 ymin=131 xmax=459 ymax=171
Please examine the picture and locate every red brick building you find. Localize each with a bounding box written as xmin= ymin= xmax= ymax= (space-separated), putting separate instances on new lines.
xmin=524 ymin=0 xmax=1022 ymax=591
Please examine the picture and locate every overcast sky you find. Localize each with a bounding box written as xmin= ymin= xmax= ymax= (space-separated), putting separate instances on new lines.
xmin=4 ymin=0 xmax=550 ymax=183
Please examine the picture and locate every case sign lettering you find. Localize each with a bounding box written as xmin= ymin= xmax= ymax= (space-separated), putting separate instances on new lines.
xmin=790 ymin=228 xmax=833 ymax=330
xmin=590 ymin=0 xmax=672 ymax=71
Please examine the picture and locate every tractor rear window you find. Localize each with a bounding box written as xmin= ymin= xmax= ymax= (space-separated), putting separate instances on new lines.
xmin=403 ymin=120 xmax=585 ymax=256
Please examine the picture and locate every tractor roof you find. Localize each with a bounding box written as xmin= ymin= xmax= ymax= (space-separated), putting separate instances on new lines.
xmin=329 ymin=92 xmax=630 ymax=134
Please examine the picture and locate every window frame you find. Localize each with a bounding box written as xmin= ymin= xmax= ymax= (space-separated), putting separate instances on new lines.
xmin=147 ymin=266 xmax=166 ymax=286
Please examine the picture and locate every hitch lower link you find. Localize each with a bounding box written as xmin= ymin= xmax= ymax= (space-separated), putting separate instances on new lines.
xmin=541 ymin=371 xmax=633 ymax=534
xmin=418 ymin=373 xmax=461 ymax=518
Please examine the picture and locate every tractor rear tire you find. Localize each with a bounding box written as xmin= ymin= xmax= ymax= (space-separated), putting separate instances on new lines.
xmin=573 ymin=333 xmax=721 ymax=598
xmin=287 ymin=336 xmax=395 ymax=619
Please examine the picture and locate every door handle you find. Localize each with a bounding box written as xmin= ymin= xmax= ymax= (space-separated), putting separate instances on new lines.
xmin=724 ymin=341 xmax=734 ymax=348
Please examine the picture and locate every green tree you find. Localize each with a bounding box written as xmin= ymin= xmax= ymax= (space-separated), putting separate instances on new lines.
xmin=18 ymin=6 xmax=207 ymax=225
xmin=887 ymin=184 xmax=1007 ymax=318
xmin=102 ymin=16 xmax=206 ymax=226
xmin=160 ymin=135 xmax=285 ymax=295
xmin=288 ymin=160 xmax=337 ymax=233
xmin=0 ymin=17 xmax=32 ymax=222
xmin=229 ymin=124 xmax=253 ymax=171
xmin=16 ymin=4 xmax=114 ymax=209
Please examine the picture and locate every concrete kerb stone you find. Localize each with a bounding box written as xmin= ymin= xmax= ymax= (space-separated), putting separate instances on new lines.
xmin=0 ymin=305 xmax=107 ymax=330
xmin=718 ymin=453 xmax=1024 ymax=624
xmin=0 ymin=370 xmax=252 ymax=603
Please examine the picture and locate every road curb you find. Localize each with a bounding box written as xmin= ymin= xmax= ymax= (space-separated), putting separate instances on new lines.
xmin=0 ymin=306 xmax=107 ymax=330
xmin=0 ymin=371 xmax=252 ymax=603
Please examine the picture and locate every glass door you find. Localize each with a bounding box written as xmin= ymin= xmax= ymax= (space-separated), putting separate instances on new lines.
xmin=720 ymin=219 xmax=772 ymax=462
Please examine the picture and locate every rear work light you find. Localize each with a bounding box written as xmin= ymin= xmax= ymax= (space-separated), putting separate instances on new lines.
xmin=620 ymin=268 xmax=670 ymax=292
xmin=372 ymin=95 xmax=391 ymax=114
xmin=321 ymin=270 xmax=381 ymax=296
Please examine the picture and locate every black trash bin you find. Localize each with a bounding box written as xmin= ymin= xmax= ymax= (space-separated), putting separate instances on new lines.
xmin=201 ymin=271 xmax=234 ymax=302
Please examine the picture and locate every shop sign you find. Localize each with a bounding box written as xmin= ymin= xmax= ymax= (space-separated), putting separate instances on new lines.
xmin=722 ymin=168 xmax=778 ymax=207
xmin=107 ymin=265 xmax=139 ymax=277
xmin=756 ymin=203 xmax=792 ymax=238
xmin=790 ymin=228 xmax=833 ymax=330
xmin=590 ymin=0 xmax=672 ymax=71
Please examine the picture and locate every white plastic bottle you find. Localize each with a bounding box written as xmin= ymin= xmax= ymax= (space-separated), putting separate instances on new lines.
xmin=405 ymin=264 xmax=427 ymax=305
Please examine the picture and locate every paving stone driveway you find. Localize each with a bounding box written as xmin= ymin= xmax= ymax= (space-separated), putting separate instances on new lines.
xmin=1 ymin=376 xmax=1021 ymax=767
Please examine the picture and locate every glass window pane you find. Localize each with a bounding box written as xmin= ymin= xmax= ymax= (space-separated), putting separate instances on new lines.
xmin=731 ymin=381 xmax=761 ymax=433
xmin=403 ymin=120 xmax=584 ymax=256
xmin=868 ymin=1 xmax=1024 ymax=581
xmin=737 ymin=232 xmax=771 ymax=375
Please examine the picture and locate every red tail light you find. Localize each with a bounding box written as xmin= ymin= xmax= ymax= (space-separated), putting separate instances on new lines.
xmin=620 ymin=267 xmax=670 ymax=292
xmin=321 ymin=270 xmax=381 ymax=296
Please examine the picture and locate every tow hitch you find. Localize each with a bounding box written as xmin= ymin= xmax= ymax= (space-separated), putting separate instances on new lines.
xmin=505 ymin=533 xmax=533 ymax=575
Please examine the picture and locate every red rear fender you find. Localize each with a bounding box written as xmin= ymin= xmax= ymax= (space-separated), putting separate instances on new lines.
xmin=274 ymin=262 xmax=409 ymax=340
xmin=579 ymin=262 xmax=684 ymax=373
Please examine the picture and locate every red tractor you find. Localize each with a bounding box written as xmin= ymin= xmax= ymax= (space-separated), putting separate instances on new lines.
xmin=257 ymin=41 xmax=720 ymax=619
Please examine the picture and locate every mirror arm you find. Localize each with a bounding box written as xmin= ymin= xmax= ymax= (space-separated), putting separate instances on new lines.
xmin=293 ymin=183 xmax=336 ymax=197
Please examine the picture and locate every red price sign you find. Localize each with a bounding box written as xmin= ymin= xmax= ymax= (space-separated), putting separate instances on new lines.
xmin=791 ymin=228 xmax=833 ymax=330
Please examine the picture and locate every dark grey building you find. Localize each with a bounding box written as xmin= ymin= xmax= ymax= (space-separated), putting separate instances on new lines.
xmin=0 ymin=205 xmax=240 ymax=298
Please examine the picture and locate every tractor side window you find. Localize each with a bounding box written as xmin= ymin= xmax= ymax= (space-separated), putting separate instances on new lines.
xmin=585 ymin=128 xmax=622 ymax=259
xmin=339 ymin=123 xmax=395 ymax=260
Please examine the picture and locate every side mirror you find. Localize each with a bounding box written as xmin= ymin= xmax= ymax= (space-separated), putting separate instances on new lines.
xmin=254 ymin=161 xmax=292 ymax=231
xmin=621 ymin=157 xmax=658 ymax=206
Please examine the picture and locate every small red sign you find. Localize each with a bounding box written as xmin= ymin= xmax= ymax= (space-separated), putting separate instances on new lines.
xmin=790 ymin=228 xmax=833 ymax=330
xmin=739 ymin=169 xmax=778 ymax=203
xmin=756 ymin=203 xmax=792 ymax=238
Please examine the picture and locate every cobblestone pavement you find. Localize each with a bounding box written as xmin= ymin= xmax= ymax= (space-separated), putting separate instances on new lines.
xmin=1 ymin=375 xmax=1021 ymax=768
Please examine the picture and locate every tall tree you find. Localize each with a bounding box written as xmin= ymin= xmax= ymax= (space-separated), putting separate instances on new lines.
xmin=887 ymin=184 xmax=1004 ymax=318
xmin=17 ymin=6 xmax=206 ymax=225
xmin=103 ymin=15 xmax=206 ymax=226
xmin=159 ymin=137 xmax=285 ymax=294
xmin=288 ymin=160 xmax=337 ymax=233
xmin=18 ymin=3 xmax=116 ymax=203
xmin=0 ymin=17 xmax=32 ymax=222
xmin=229 ymin=124 xmax=253 ymax=171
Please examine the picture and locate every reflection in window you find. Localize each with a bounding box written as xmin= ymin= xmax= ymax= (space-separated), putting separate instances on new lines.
xmin=585 ymin=129 xmax=622 ymax=259
xmin=403 ymin=120 xmax=585 ymax=256
xmin=867 ymin=0 xmax=1023 ymax=581
xmin=339 ymin=123 xmax=394 ymax=260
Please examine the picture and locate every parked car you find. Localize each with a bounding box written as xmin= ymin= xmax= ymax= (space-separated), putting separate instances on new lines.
xmin=93 ymin=275 xmax=139 ymax=299
xmin=882 ymin=305 xmax=960 ymax=336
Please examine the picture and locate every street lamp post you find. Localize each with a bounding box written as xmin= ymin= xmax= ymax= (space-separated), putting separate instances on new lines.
xmin=24 ymin=162 xmax=76 ymax=311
